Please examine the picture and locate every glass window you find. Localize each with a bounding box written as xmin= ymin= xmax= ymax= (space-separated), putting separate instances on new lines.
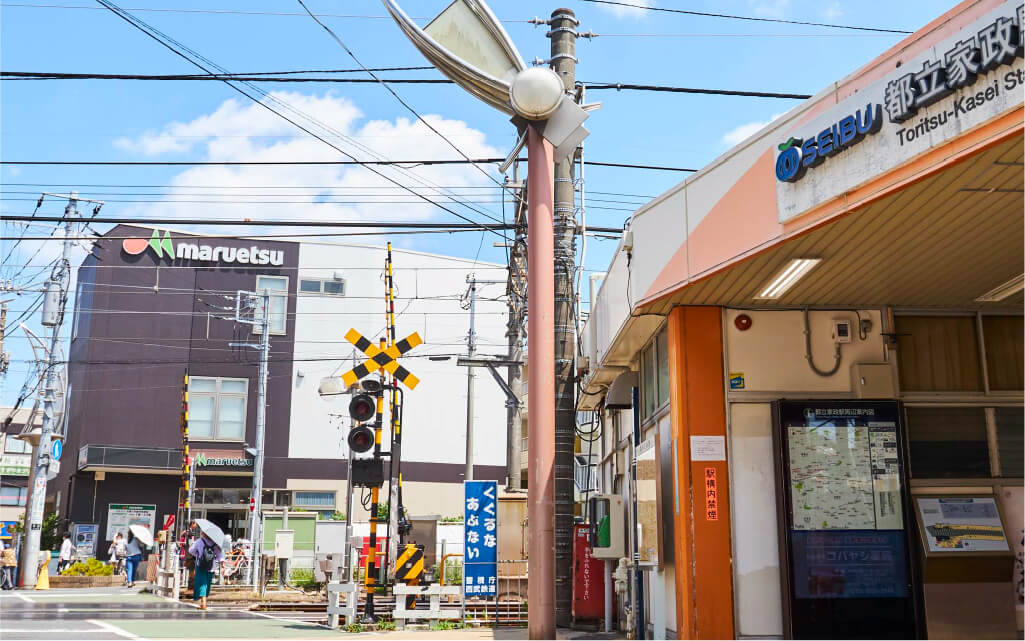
xmin=295 ymin=491 xmax=335 ymax=507
xmin=0 ymin=487 xmax=27 ymax=506
xmin=299 ymin=279 xmax=321 ymax=293
xmin=323 ymin=280 xmax=345 ymax=295
xmin=642 ymin=344 xmax=655 ymax=418
xmin=4 ymin=436 xmax=31 ymax=454
xmin=995 ymin=407 xmax=1024 ymax=477
xmin=255 ymin=275 xmax=288 ymax=335
xmin=188 ymin=376 xmax=248 ymax=441
xmin=656 ymin=330 xmax=670 ymax=407
xmin=906 ymin=407 xmax=990 ymax=478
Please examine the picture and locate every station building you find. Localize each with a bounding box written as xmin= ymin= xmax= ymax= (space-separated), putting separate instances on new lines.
xmin=580 ymin=0 xmax=1023 ymax=637
xmin=51 ymin=224 xmax=510 ymax=553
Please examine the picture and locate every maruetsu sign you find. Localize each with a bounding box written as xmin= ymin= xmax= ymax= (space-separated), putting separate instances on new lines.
xmin=776 ymin=2 xmax=1024 ymax=185
xmin=122 ymin=229 xmax=284 ymax=266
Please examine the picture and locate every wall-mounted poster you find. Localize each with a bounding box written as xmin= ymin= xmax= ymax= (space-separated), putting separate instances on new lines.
xmin=105 ymin=504 xmax=156 ymax=542
xmin=916 ymin=497 xmax=1009 ymax=553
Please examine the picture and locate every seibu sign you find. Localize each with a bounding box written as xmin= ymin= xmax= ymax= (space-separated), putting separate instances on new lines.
xmin=122 ymin=228 xmax=284 ymax=266
xmin=775 ymin=1 xmax=1024 ymax=221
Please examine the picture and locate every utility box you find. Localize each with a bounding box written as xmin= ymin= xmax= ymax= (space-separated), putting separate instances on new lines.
xmin=405 ymin=515 xmax=439 ymax=572
xmin=274 ymin=530 xmax=294 ymax=561
xmin=588 ymin=494 xmax=624 ymax=560
xmin=572 ymin=523 xmax=606 ymax=621
xmin=852 ymin=362 xmax=896 ymax=398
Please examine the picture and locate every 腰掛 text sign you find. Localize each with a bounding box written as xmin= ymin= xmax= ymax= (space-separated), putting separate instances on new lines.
xmin=463 ymin=480 xmax=498 ymax=597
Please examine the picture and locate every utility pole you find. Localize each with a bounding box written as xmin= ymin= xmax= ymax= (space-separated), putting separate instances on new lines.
xmin=18 ymin=193 xmax=77 ymax=588
xmin=504 ymin=166 xmax=526 ymax=491
xmin=463 ymin=276 xmax=478 ymax=482
xmin=233 ymin=289 xmax=271 ymax=587
xmin=550 ymin=7 xmax=579 ymax=625
xmin=0 ymin=298 xmax=10 ymax=378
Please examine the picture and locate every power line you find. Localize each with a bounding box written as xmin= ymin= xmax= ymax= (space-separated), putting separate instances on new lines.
xmin=0 ymin=3 xmax=528 ymax=21
xmin=92 ymin=0 xmax=509 ymax=235
xmin=575 ymin=0 xmax=912 ymax=34
xmin=0 ymin=214 xmax=625 ymax=233
xmin=0 ymin=158 xmax=696 ymax=171
xmin=585 ymin=83 xmax=811 ymax=100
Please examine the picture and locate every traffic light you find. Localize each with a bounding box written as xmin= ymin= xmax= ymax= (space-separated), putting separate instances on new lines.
xmin=349 ymin=393 xmax=376 ymax=423
xmin=348 ymin=425 xmax=375 ymax=454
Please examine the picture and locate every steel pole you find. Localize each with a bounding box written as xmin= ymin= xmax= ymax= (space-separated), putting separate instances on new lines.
xmin=526 ymin=125 xmax=556 ymax=639
xmin=464 ymin=277 xmax=477 ymax=482
xmin=247 ymin=290 xmax=271 ymax=586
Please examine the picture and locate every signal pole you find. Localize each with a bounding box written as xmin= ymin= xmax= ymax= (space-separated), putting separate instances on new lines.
xmin=550 ymin=8 xmax=579 ymax=625
xmin=18 ymin=193 xmax=77 ymax=588
xmin=233 ymin=289 xmax=271 ymax=586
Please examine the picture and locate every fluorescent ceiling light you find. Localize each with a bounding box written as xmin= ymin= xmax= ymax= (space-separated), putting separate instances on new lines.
xmin=975 ymin=273 xmax=1024 ymax=302
xmin=755 ymin=258 xmax=822 ymax=299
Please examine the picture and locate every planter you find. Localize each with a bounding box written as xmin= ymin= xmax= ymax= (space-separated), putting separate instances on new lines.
xmin=49 ymin=574 xmax=123 ymax=588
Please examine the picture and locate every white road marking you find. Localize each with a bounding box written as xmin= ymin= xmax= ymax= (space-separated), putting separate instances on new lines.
xmin=1 ymin=629 xmax=111 ymax=633
xmin=86 ymin=619 xmax=144 ymax=640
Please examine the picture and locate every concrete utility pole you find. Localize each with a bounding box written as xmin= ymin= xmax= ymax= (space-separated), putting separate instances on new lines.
xmin=549 ymin=7 xmax=579 ymax=625
xmin=504 ymin=167 xmax=526 ymax=491
xmin=18 ymin=194 xmax=77 ymax=588
xmin=233 ymin=289 xmax=271 ymax=586
xmin=0 ymin=299 xmax=10 ymax=377
xmin=464 ymin=276 xmax=478 ymax=482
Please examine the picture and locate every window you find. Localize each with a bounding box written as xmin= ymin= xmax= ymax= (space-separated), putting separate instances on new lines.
xmin=995 ymin=407 xmax=1024 ymax=477
xmin=894 ymin=315 xmax=983 ymax=391
xmin=982 ymin=315 xmax=1024 ymax=391
xmin=4 ymin=436 xmax=30 ymax=454
xmin=641 ymin=328 xmax=670 ymax=419
xmin=72 ymin=269 xmax=94 ymax=342
xmin=188 ymin=376 xmax=248 ymax=441
xmin=0 ymin=487 xmax=27 ymax=506
xmin=294 ymin=491 xmax=336 ymax=508
xmin=254 ymin=275 xmax=288 ymax=335
xmin=906 ymin=407 xmax=990 ymax=478
xmin=299 ymin=278 xmax=345 ymax=296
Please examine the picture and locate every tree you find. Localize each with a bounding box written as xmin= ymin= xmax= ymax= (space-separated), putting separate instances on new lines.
xmin=10 ymin=512 xmax=62 ymax=551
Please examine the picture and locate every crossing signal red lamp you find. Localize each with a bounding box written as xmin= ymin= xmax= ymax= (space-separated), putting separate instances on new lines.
xmin=348 ymin=425 xmax=376 ymax=454
xmin=349 ymin=393 xmax=376 ymax=423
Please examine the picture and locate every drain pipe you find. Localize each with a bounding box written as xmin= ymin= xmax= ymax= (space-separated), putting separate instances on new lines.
xmin=631 ymin=386 xmax=645 ymax=640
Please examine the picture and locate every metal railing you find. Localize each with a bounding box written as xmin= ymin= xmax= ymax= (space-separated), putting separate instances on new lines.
xmin=461 ymin=559 xmax=527 ymax=627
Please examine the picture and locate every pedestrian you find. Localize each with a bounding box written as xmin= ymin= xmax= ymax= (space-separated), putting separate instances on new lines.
xmin=57 ymin=533 xmax=74 ymax=574
xmin=108 ymin=533 xmax=126 ymax=576
xmin=188 ymin=532 xmax=222 ymax=610
xmin=0 ymin=543 xmax=17 ymax=589
xmin=124 ymin=530 xmax=144 ymax=588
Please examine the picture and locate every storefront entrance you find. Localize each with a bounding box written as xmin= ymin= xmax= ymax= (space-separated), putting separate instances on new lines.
xmin=199 ymin=510 xmax=247 ymax=542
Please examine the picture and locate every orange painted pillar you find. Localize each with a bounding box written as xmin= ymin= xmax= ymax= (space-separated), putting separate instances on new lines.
xmin=667 ymin=306 xmax=734 ymax=639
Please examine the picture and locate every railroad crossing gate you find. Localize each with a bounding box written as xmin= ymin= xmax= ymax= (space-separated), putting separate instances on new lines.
xmin=396 ymin=543 xmax=425 ymax=609
xmin=341 ymin=328 xmax=422 ymax=389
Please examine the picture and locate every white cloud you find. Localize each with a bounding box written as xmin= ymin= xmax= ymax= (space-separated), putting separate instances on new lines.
xmin=595 ymin=0 xmax=654 ymax=19
xmin=720 ymin=112 xmax=786 ymax=147
xmin=110 ymin=91 xmax=504 ymax=229
xmin=819 ymin=1 xmax=843 ymax=21
xmin=749 ymin=0 xmax=791 ymax=19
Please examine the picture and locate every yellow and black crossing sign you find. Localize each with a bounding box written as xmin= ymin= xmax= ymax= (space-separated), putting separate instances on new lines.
xmin=395 ymin=543 xmax=425 ymax=609
xmin=341 ymin=328 xmax=422 ymax=389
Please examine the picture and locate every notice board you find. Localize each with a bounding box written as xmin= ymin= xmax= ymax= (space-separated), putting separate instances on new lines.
xmin=773 ymin=400 xmax=919 ymax=639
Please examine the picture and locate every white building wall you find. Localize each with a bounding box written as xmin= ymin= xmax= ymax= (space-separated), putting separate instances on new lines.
xmin=287 ymin=242 xmax=509 ymax=477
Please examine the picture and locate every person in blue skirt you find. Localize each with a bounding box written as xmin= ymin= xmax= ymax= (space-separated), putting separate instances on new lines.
xmin=188 ymin=532 xmax=222 ymax=610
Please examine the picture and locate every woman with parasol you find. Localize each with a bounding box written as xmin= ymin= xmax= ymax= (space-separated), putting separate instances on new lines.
xmin=188 ymin=519 xmax=225 ymax=610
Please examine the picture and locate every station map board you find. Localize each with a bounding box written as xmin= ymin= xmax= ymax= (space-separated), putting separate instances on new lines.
xmin=774 ymin=400 xmax=918 ymax=639
xmin=916 ymin=496 xmax=1009 ymax=553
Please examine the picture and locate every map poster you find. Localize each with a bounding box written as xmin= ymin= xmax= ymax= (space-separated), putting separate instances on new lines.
xmin=105 ymin=504 xmax=156 ymax=542
xmin=917 ymin=497 xmax=1009 ymax=553
xmin=788 ymin=423 xmax=875 ymax=530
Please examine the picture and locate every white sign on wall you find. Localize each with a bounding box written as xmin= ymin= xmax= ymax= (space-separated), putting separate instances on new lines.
xmin=776 ymin=1 xmax=1024 ymax=223
xmin=105 ymin=503 xmax=156 ymax=542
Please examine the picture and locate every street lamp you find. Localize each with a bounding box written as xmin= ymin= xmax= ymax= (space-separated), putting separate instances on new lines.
xmin=380 ymin=2 xmax=593 ymax=637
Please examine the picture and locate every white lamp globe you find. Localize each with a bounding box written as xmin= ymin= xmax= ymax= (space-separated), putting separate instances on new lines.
xmin=509 ymin=67 xmax=564 ymax=120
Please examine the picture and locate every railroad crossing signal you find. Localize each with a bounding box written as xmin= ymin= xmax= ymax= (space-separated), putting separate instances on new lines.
xmin=341 ymin=328 xmax=422 ymax=389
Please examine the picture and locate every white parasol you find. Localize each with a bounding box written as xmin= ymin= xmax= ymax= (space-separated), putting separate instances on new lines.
xmin=193 ymin=518 xmax=225 ymax=549
xmin=128 ymin=524 xmax=154 ymax=547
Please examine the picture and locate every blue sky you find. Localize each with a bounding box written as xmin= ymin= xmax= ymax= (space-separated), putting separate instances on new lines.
xmin=0 ymin=0 xmax=957 ymax=404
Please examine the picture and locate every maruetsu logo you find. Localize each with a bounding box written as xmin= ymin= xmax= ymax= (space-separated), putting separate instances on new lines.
xmin=774 ymin=104 xmax=882 ymax=183
xmin=122 ymin=229 xmax=284 ymax=266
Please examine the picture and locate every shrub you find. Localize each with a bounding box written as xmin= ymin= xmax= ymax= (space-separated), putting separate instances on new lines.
xmin=289 ymin=568 xmax=317 ymax=588
xmin=376 ymin=620 xmax=396 ymax=631
xmin=62 ymin=558 xmax=113 ymax=576
xmin=343 ymin=622 xmax=364 ymax=633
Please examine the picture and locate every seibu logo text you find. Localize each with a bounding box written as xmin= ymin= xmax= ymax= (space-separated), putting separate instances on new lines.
xmin=122 ymin=229 xmax=284 ymax=266
xmin=774 ymin=104 xmax=882 ymax=183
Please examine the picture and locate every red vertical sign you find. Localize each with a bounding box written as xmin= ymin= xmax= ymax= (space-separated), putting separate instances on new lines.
xmin=705 ymin=467 xmax=719 ymax=521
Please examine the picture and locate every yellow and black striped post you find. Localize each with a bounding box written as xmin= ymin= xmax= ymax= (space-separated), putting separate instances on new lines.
xmin=363 ymin=343 xmax=388 ymax=621
xmin=395 ymin=543 xmax=424 ymax=609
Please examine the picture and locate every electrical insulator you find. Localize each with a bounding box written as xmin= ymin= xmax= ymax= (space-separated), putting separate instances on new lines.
xmin=41 ymin=281 xmax=61 ymax=326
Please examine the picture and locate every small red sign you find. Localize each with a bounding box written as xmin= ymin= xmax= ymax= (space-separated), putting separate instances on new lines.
xmin=705 ymin=467 xmax=719 ymax=521
xmin=162 ymin=514 xmax=175 ymax=531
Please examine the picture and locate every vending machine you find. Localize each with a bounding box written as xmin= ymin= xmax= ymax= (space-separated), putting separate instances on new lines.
xmin=772 ymin=400 xmax=920 ymax=639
